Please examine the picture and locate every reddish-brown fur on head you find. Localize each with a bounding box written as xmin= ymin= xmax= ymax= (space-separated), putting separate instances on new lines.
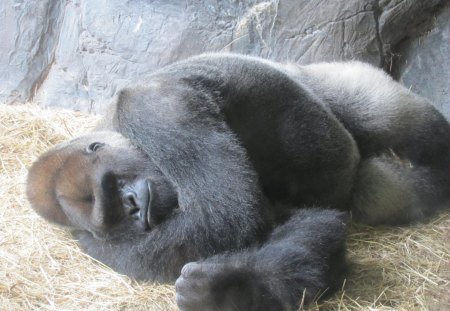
xmin=27 ymin=145 xmax=75 ymax=227
xmin=26 ymin=134 xmax=113 ymax=228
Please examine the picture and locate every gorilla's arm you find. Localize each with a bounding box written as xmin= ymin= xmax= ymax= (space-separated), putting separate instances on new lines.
xmin=175 ymin=208 xmax=348 ymax=311
xmin=74 ymin=82 xmax=268 ymax=281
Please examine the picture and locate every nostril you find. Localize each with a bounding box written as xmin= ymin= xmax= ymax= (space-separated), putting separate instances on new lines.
xmin=124 ymin=192 xmax=140 ymax=215
xmin=126 ymin=193 xmax=137 ymax=207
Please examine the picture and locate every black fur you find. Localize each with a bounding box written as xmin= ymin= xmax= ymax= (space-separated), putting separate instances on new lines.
xmin=28 ymin=53 xmax=449 ymax=311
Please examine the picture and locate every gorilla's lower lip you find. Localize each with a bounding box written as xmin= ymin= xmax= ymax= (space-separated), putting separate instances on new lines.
xmin=145 ymin=179 xmax=152 ymax=229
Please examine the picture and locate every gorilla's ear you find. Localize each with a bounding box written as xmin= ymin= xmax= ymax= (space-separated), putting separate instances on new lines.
xmin=27 ymin=149 xmax=72 ymax=227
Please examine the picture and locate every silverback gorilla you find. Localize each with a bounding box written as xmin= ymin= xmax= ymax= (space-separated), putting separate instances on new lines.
xmin=27 ymin=54 xmax=449 ymax=311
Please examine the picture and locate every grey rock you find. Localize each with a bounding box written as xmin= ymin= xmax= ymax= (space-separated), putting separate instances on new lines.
xmin=0 ymin=0 xmax=63 ymax=104
xmin=0 ymin=0 xmax=447 ymax=114
xmin=393 ymin=3 xmax=449 ymax=120
xmin=231 ymin=0 xmax=382 ymax=65
xmin=379 ymin=0 xmax=442 ymax=48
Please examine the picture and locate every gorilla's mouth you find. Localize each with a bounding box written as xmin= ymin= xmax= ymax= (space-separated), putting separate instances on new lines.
xmin=121 ymin=177 xmax=152 ymax=230
xmin=140 ymin=178 xmax=179 ymax=230
xmin=144 ymin=179 xmax=152 ymax=230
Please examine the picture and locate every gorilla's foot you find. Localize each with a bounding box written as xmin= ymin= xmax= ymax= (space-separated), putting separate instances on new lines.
xmin=352 ymin=155 xmax=448 ymax=225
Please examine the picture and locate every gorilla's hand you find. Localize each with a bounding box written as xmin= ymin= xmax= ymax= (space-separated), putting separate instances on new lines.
xmin=176 ymin=262 xmax=283 ymax=311
xmin=175 ymin=263 xmax=223 ymax=311
xmin=175 ymin=208 xmax=348 ymax=311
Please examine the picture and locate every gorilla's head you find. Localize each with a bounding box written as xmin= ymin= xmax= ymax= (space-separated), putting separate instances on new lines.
xmin=27 ymin=131 xmax=178 ymax=239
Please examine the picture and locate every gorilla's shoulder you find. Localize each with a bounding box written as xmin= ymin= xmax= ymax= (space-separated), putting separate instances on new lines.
xmin=153 ymin=53 xmax=287 ymax=79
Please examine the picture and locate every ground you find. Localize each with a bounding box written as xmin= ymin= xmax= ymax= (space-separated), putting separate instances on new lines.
xmin=0 ymin=104 xmax=448 ymax=311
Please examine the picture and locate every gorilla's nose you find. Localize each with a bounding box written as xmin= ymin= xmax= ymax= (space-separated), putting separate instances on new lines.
xmin=124 ymin=192 xmax=139 ymax=214
xmin=122 ymin=179 xmax=151 ymax=222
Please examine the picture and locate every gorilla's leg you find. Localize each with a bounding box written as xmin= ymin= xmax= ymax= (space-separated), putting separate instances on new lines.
xmin=295 ymin=62 xmax=449 ymax=225
xmin=175 ymin=208 xmax=347 ymax=311
xmin=352 ymin=155 xmax=448 ymax=225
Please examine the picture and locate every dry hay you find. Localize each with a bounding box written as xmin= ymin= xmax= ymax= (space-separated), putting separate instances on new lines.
xmin=0 ymin=104 xmax=448 ymax=311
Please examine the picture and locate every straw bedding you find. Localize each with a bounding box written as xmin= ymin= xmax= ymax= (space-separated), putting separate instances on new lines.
xmin=0 ymin=104 xmax=448 ymax=311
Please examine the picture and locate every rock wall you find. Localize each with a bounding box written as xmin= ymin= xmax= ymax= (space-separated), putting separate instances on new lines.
xmin=0 ymin=0 xmax=447 ymax=117
xmin=393 ymin=2 xmax=449 ymax=119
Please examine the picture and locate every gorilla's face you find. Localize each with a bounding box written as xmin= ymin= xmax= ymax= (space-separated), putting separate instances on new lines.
xmin=27 ymin=131 xmax=178 ymax=239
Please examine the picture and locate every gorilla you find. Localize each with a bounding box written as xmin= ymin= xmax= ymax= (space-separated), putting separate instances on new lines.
xmin=27 ymin=53 xmax=449 ymax=311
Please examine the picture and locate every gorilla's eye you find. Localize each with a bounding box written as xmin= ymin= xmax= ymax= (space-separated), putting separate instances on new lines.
xmin=82 ymin=194 xmax=94 ymax=203
xmin=86 ymin=142 xmax=105 ymax=153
